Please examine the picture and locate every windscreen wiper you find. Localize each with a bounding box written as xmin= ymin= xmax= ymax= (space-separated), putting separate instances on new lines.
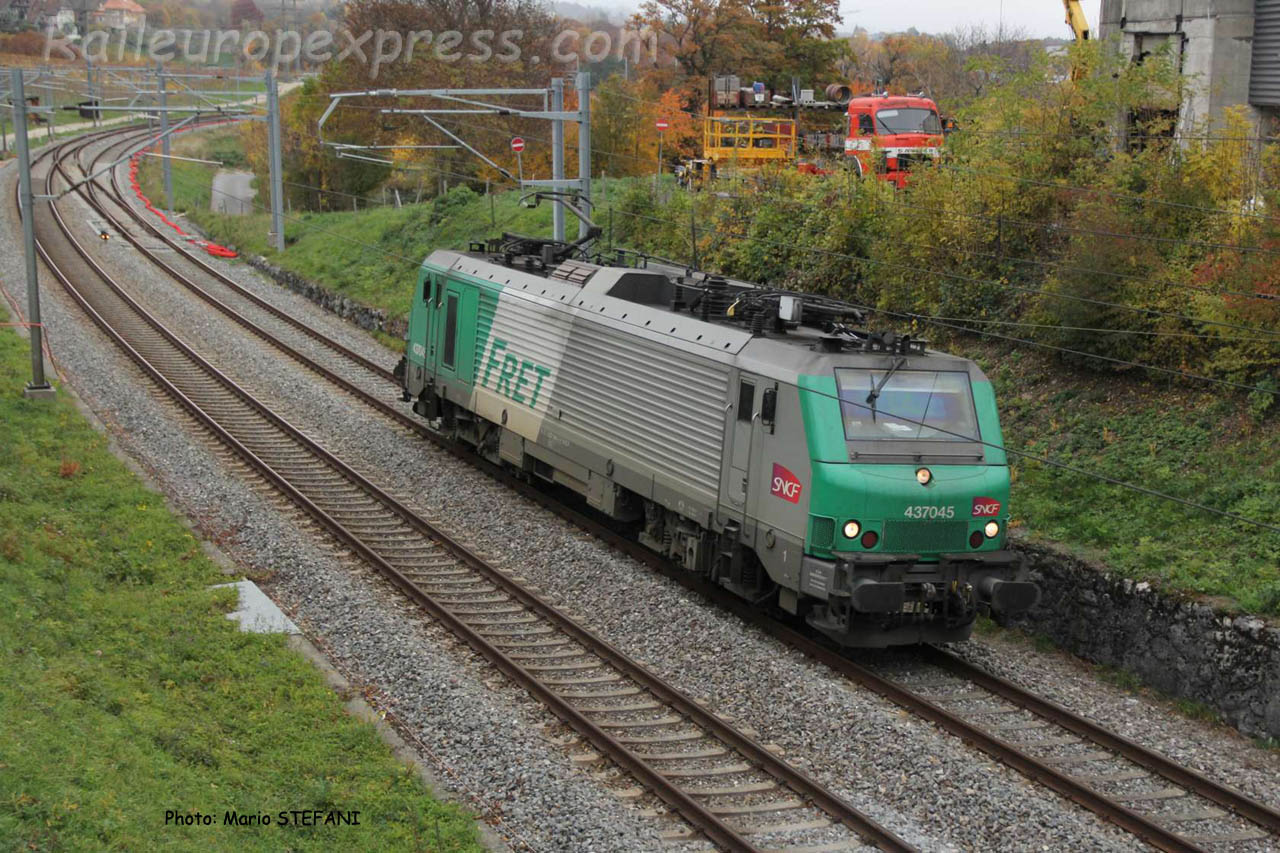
xmin=866 ymin=356 xmax=907 ymax=420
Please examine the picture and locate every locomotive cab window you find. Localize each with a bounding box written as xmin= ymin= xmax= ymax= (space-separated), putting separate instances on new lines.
xmin=737 ymin=380 xmax=755 ymax=422
xmin=836 ymin=368 xmax=978 ymax=442
xmin=442 ymin=293 xmax=459 ymax=369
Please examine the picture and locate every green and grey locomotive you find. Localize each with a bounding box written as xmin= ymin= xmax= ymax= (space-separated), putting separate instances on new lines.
xmin=398 ymin=234 xmax=1038 ymax=647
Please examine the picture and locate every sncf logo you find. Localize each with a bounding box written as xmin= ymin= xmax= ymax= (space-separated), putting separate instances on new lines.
xmin=770 ymin=463 xmax=803 ymax=504
xmin=972 ymin=497 xmax=1002 ymax=517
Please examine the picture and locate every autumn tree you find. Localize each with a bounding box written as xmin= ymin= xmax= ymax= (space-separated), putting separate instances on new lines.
xmin=271 ymin=0 xmax=559 ymax=206
xmin=592 ymin=75 xmax=696 ymax=176
xmin=633 ymin=0 xmax=760 ymax=86
xmin=746 ymin=0 xmax=843 ymax=87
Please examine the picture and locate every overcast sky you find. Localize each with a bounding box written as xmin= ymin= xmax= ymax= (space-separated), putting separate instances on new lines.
xmin=838 ymin=0 xmax=1102 ymax=38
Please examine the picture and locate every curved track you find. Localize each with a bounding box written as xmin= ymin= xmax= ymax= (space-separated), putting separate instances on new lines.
xmin=22 ymin=121 xmax=1280 ymax=852
xmin=24 ymin=124 xmax=908 ymax=853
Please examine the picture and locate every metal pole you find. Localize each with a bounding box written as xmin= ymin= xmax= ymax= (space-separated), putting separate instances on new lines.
xmin=576 ymin=71 xmax=591 ymax=239
xmin=44 ymin=68 xmax=55 ymax=143
xmin=11 ymin=70 xmax=54 ymax=398
xmin=2 ymin=103 xmax=8 ymax=157
xmin=265 ymin=71 xmax=285 ymax=252
xmin=516 ymin=151 xmax=523 ymax=186
xmin=157 ymin=63 xmax=174 ymax=214
xmin=85 ymin=62 xmax=94 ymax=129
xmin=654 ymin=131 xmax=663 ymax=195
xmin=689 ymin=200 xmax=699 ymax=269
xmin=91 ymin=63 xmax=100 ymax=129
xmin=551 ymin=77 xmax=565 ymax=242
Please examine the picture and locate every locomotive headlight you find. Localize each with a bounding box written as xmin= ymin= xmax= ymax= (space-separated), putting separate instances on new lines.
xmin=843 ymin=520 xmax=861 ymax=539
xmin=984 ymin=521 xmax=1000 ymax=539
xmin=915 ymin=467 xmax=932 ymax=486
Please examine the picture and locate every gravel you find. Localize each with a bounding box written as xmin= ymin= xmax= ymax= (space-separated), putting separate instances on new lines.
xmin=5 ymin=131 xmax=1278 ymax=852
xmin=0 ymin=144 xmax=663 ymax=853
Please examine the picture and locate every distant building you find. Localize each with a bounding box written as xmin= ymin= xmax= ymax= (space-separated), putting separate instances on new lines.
xmin=1099 ymin=0 xmax=1279 ymax=133
xmin=0 ymin=0 xmax=31 ymax=28
xmin=91 ymin=0 xmax=144 ymax=30
xmin=41 ymin=5 xmax=77 ymax=35
xmin=1 ymin=0 xmax=78 ymax=35
xmin=230 ymin=0 xmax=263 ymax=28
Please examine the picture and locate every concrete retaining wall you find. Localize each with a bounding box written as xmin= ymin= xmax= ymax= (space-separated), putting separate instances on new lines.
xmin=246 ymin=256 xmax=408 ymax=341
xmin=1012 ymin=540 xmax=1280 ymax=740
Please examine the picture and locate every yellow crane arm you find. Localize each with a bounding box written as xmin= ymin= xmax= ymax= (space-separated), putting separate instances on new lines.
xmin=1062 ymin=0 xmax=1091 ymax=40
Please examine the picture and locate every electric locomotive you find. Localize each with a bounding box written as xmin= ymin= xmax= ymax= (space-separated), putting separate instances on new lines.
xmin=398 ymin=232 xmax=1038 ymax=647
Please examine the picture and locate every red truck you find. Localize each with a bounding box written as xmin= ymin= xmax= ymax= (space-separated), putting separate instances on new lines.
xmin=842 ymin=94 xmax=945 ymax=188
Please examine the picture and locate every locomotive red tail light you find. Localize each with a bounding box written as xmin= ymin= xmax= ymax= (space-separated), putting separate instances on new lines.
xmin=969 ymin=531 xmax=984 ymax=549
xmin=860 ymin=530 xmax=878 ymax=549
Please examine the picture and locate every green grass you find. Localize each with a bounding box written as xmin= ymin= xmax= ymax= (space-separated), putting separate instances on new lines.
xmin=985 ymin=345 xmax=1280 ymax=616
xmin=139 ymin=140 xmax=631 ymax=326
xmin=136 ymin=140 xmax=1280 ymax=618
xmin=0 ymin=309 xmax=484 ymax=851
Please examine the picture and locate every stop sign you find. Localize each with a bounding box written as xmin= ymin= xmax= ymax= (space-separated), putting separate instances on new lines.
xmin=510 ymin=137 xmax=525 ymax=153
xmin=656 ymin=119 xmax=669 ymax=133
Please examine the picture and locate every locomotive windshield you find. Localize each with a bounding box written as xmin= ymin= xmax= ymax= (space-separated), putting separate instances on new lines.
xmin=874 ymin=108 xmax=942 ymax=135
xmin=836 ymin=369 xmax=979 ymax=442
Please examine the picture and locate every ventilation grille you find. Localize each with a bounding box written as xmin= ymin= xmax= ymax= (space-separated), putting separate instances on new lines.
xmin=809 ymin=516 xmax=835 ymax=549
xmin=882 ymin=521 xmax=967 ymax=553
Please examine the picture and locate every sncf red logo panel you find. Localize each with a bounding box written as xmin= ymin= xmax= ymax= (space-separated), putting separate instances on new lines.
xmin=771 ymin=463 xmax=803 ymax=504
xmin=972 ymin=497 xmax=1002 ymax=517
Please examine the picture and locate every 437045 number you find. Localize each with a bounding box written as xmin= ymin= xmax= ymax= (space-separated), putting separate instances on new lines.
xmin=903 ymin=505 xmax=955 ymax=520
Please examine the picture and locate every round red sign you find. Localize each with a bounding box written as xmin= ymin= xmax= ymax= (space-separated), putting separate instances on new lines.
xmin=655 ymin=119 xmax=669 ymax=132
xmin=510 ymin=137 xmax=525 ymax=153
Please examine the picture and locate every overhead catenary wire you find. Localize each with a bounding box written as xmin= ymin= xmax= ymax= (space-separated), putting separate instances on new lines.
xmin=709 ymin=186 xmax=1280 ymax=304
xmin=333 ymin=92 xmax=1278 ymax=265
xmin=885 ymin=314 xmax=1280 ymax=345
xmin=151 ymin=123 xmax=1280 ymax=349
xmin=392 ymin=114 xmax=1273 ymax=307
xmin=851 ymin=300 xmax=1280 ymax=396
xmin=868 ymin=192 xmax=1280 ymax=259
xmin=129 ymin=134 xmax=1280 ymax=537
xmin=599 ymin=88 xmax=1279 ymax=254
xmin=610 ymin=205 xmax=1280 ymax=341
xmin=829 ymin=395 xmax=1280 ymax=536
xmin=931 ymin=163 xmax=1276 ymax=223
xmin=154 ymin=108 xmax=1274 ymax=350
xmin=610 ymin=206 xmax=1280 ymax=396
xmin=151 ymin=160 xmax=532 ymax=265
xmin=332 ymin=102 xmax=671 ymax=174
xmin=604 ymin=85 xmax=1280 ymax=146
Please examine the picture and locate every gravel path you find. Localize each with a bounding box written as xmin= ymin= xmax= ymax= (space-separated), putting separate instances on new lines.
xmin=5 ymin=131 xmax=1278 ymax=852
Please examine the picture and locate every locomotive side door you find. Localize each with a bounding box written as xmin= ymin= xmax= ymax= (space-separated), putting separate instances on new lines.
xmin=421 ymin=273 xmax=439 ymax=372
xmin=732 ymin=373 xmax=757 ymax=507
xmin=434 ymin=279 xmax=477 ymax=386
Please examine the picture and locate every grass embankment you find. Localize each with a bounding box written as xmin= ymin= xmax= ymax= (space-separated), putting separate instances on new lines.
xmin=136 ymin=133 xmax=1280 ymax=618
xmin=0 ymin=311 xmax=483 ymax=851
xmin=982 ymin=345 xmax=1280 ymax=614
xmin=139 ymin=127 xmax=586 ymax=322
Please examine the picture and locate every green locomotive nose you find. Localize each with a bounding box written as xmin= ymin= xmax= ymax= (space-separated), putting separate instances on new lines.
xmin=796 ymin=366 xmax=1035 ymax=646
xmin=807 ymin=463 xmax=1011 ymax=557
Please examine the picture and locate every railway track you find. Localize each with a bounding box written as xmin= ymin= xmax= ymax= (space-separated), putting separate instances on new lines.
xmin=26 ymin=122 xmax=1280 ymax=851
xmin=25 ymin=124 xmax=907 ymax=853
